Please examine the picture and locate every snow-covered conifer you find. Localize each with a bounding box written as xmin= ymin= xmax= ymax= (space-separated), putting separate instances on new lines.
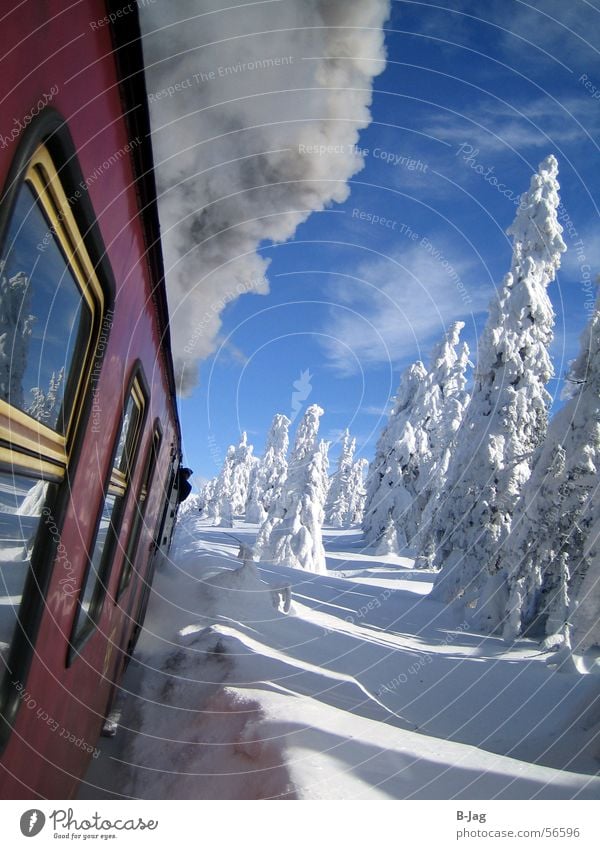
xmin=503 ymin=287 xmax=600 ymax=649
xmin=211 ymin=445 xmax=236 ymax=527
xmin=27 ymin=367 xmax=65 ymax=426
xmin=362 ymin=320 xmax=468 ymax=553
xmin=374 ymin=513 xmax=403 ymax=555
xmin=427 ymin=155 xmax=566 ymax=631
xmin=177 ymin=493 xmax=201 ymax=519
xmin=257 ymin=404 xmax=328 ymax=573
xmin=230 ymin=432 xmax=257 ymax=515
xmin=317 ymin=438 xmax=331 ymax=506
xmin=16 ymin=479 xmax=48 ymax=517
xmin=198 ymin=478 xmax=216 ymax=517
xmin=393 ymin=322 xmax=471 ymax=547
xmin=574 ymin=510 xmax=600 ymax=651
xmin=362 ymin=361 xmax=428 ymax=552
xmin=347 ymin=458 xmax=369 ymax=525
xmin=245 ymin=413 xmax=290 ymax=523
xmin=210 ymin=433 xmax=257 ymax=524
xmin=325 ymin=429 xmax=357 ymax=527
xmin=0 ymin=269 xmax=34 ymax=410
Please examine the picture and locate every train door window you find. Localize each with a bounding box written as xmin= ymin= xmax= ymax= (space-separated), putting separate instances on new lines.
xmin=72 ymin=376 xmax=146 ymax=644
xmin=0 ymin=144 xmax=105 ymax=687
xmin=117 ymin=421 xmax=162 ymax=598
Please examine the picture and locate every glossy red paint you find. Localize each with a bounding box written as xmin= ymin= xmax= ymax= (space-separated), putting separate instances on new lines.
xmin=0 ymin=1 xmax=181 ymax=798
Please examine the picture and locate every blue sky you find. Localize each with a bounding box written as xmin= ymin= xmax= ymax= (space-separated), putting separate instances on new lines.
xmin=177 ymin=0 xmax=600 ymax=483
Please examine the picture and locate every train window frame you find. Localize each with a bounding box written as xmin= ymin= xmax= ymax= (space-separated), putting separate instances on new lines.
xmin=0 ymin=144 xmax=106 ymax=480
xmin=117 ymin=419 xmax=162 ymax=599
xmin=69 ymin=367 xmax=148 ymax=654
xmin=0 ymin=116 xmax=115 ymax=751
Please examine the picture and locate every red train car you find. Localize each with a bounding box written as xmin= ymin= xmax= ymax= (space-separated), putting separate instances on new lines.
xmin=0 ymin=1 xmax=182 ymax=798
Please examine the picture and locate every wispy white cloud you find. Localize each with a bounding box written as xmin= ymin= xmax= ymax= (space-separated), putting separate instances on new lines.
xmin=213 ymin=337 xmax=249 ymax=367
xmin=492 ymin=0 xmax=600 ymax=69
xmin=320 ymin=241 xmax=490 ymax=375
xmin=424 ymin=95 xmax=596 ymax=156
xmin=360 ymin=403 xmax=391 ymax=416
xmin=405 ymin=1 xmax=600 ymax=73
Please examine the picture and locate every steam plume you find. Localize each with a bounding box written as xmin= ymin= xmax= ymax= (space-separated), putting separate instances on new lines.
xmin=140 ymin=0 xmax=390 ymax=392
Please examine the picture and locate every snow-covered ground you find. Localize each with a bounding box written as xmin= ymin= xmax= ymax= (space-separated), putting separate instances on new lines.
xmin=79 ymin=514 xmax=600 ymax=800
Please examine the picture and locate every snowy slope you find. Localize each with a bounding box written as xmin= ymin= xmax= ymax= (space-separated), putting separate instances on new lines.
xmin=79 ymin=514 xmax=600 ymax=800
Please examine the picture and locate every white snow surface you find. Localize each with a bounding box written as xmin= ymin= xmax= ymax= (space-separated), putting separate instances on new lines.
xmin=79 ymin=513 xmax=600 ymax=800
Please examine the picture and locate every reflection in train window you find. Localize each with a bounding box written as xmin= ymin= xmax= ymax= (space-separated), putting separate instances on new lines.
xmin=0 ymin=474 xmax=49 ymax=667
xmin=76 ymin=492 xmax=118 ymax=626
xmin=112 ymin=392 xmax=138 ymax=474
xmin=0 ymin=143 xmax=106 ymax=692
xmin=0 ymin=183 xmax=89 ymax=433
xmin=72 ymin=376 xmax=146 ymax=644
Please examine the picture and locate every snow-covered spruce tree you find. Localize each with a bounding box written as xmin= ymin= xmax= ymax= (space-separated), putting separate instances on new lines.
xmin=211 ymin=445 xmax=236 ymax=527
xmin=362 ymin=321 xmax=468 ymax=554
xmin=0 ymin=268 xmax=34 ymax=409
xmin=574 ymin=509 xmax=600 ymax=652
xmin=244 ymin=463 xmax=262 ymax=523
xmin=374 ymin=513 xmax=403 ymax=555
xmin=348 ymin=457 xmax=369 ymax=525
xmin=27 ymin=367 xmax=64 ymax=425
xmin=395 ymin=322 xmax=471 ymax=547
xmin=362 ymin=361 xmax=428 ymax=553
xmin=177 ymin=492 xmax=201 ymax=518
xmin=257 ymin=404 xmax=329 ymax=573
xmin=210 ymin=432 xmax=257 ymax=523
xmin=198 ymin=478 xmax=216 ymax=517
xmin=318 ymin=437 xmax=331 ymax=503
xmin=503 ymin=287 xmax=600 ymax=650
xmin=16 ymin=479 xmax=48 ymax=518
xmin=245 ymin=413 xmax=290 ymax=524
xmin=324 ymin=428 xmax=357 ymax=527
xmin=427 ymin=155 xmax=566 ymax=632
xmin=230 ymin=432 xmax=257 ymax=515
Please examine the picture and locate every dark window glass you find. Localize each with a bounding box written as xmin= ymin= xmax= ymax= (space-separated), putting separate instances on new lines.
xmin=118 ymin=426 xmax=161 ymax=596
xmin=77 ymin=492 xmax=117 ymax=626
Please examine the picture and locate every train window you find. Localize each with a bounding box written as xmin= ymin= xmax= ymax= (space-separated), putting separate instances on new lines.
xmin=0 ymin=475 xmax=49 ymax=667
xmin=117 ymin=421 xmax=162 ymax=597
xmin=0 ymin=144 xmax=105 ymax=688
xmin=0 ymin=145 xmax=104 ymax=448
xmin=72 ymin=376 xmax=146 ymax=643
xmin=1 ymin=185 xmax=89 ymax=433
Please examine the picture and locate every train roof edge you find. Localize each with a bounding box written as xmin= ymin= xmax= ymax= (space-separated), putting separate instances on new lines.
xmin=106 ymin=0 xmax=182 ymax=446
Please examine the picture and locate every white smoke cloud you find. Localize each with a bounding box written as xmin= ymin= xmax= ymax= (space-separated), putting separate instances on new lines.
xmin=140 ymin=0 xmax=390 ymax=393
